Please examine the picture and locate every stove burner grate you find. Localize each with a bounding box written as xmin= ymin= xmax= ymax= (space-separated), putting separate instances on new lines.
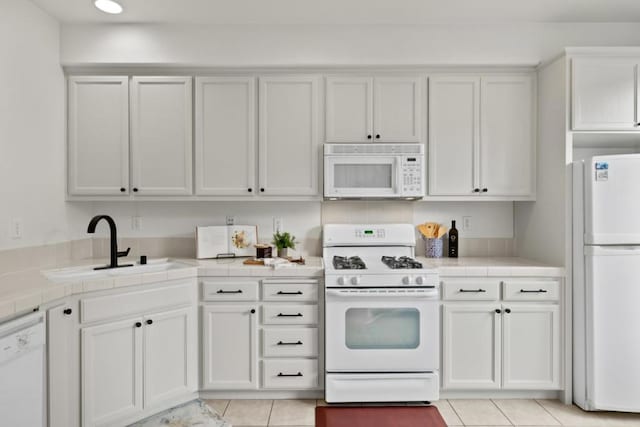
xmin=381 ymin=256 xmax=423 ymax=269
xmin=333 ymin=255 xmax=367 ymax=270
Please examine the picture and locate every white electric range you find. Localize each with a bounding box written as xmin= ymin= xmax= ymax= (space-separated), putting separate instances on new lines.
xmin=323 ymin=224 xmax=440 ymax=403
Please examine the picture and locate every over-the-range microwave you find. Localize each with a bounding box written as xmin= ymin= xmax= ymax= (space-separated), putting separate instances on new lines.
xmin=323 ymin=143 xmax=425 ymax=200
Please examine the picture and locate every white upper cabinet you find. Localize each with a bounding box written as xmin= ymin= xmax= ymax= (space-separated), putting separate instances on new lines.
xmin=480 ymin=75 xmax=535 ymax=197
xmin=68 ymin=76 xmax=129 ymax=196
xmin=572 ymin=57 xmax=639 ymax=130
xmin=259 ymin=75 xmax=320 ymax=196
xmin=374 ymin=77 xmax=422 ymax=142
xmin=325 ymin=76 xmax=422 ymax=143
xmin=428 ymin=73 xmax=535 ymax=199
xmin=325 ymin=77 xmax=373 ymax=143
xmin=429 ymin=76 xmax=480 ymax=196
xmin=195 ymin=77 xmax=256 ymax=196
xmin=130 ymin=77 xmax=193 ymax=196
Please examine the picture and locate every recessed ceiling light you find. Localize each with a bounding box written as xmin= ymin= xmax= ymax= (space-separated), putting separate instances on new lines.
xmin=94 ymin=0 xmax=123 ymax=14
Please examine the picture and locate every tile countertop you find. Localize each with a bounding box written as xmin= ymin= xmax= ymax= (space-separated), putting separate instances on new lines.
xmin=0 ymin=255 xmax=562 ymax=321
xmin=418 ymin=257 xmax=565 ymax=277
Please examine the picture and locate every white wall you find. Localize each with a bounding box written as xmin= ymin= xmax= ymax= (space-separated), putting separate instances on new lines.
xmin=60 ymin=23 xmax=640 ymax=66
xmin=514 ymin=57 xmax=567 ymax=265
xmin=0 ymin=0 xmax=92 ymax=250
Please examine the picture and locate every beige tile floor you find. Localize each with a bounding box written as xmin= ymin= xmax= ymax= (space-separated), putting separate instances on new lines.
xmin=205 ymin=399 xmax=640 ymax=426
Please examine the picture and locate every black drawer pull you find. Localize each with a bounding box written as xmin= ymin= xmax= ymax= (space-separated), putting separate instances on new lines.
xmin=63 ymin=308 xmax=73 ymax=315
xmin=277 ymin=340 xmax=303 ymax=346
xmin=459 ymin=288 xmax=486 ymax=293
xmin=277 ymin=372 xmax=303 ymax=377
xmin=277 ymin=291 xmax=303 ymax=295
xmin=520 ymin=289 xmax=548 ymax=293
xmin=277 ymin=313 xmax=303 ymax=317
xmin=217 ymin=289 xmax=243 ymax=294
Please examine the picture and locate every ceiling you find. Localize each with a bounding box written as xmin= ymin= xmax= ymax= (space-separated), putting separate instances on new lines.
xmin=31 ymin=0 xmax=640 ymax=25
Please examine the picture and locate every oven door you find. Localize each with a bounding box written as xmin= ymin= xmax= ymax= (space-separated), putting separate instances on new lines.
xmin=325 ymin=287 xmax=439 ymax=372
xmin=324 ymin=156 xmax=401 ymax=198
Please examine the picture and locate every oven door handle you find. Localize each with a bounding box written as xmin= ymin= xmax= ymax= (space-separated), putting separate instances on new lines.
xmin=325 ymin=289 xmax=439 ymax=299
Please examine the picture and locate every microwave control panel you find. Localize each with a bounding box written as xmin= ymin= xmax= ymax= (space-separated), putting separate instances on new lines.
xmin=401 ymin=156 xmax=424 ymax=197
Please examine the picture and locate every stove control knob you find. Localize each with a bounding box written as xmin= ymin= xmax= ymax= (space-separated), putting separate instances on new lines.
xmin=415 ymin=276 xmax=426 ymax=285
xmin=351 ymin=276 xmax=361 ymax=285
xmin=338 ymin=276 xmax=348 ymax=286
xmin=402 ymin=276 xmax=412 ymax=285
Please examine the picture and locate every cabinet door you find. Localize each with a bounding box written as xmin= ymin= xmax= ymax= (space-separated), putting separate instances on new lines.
xmin=374 ymin=76 xmax=422 ymax=142
xmin=68 ymin=76 xmax=129 ymax=196
xmin=428 ymin=76 xmax=479 ymax=196
xmin=479 ymin=75 xmax=535 ymax=197
xmin=202 ymin=305 xmax=258 ymax=389
xmin=195 ymin=77 xmax=256 ymax=195
xmin=143 ymin=307 xmax=197 ymax=408
xmin=502 ymin=304 xmax=561 ymax=390
xmin=130 ymin=76 xmax=193 ymax=196
xmin=258 ymin=76 xmax=320 ymax=196
xmin=572 ymin=57 xmax=638 ymax=130
xmin=48 ymin=304 xmax=80 ymax=427
xmin=442 ymin=304 xmax=501 ymax=389
xmin=82 ymin=318 xmax=143 ymax=427
xmin=325 ymin=77 xmax=373 ymax=142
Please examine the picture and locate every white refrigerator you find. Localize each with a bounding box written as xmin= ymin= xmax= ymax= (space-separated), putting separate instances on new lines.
xmin=573 ymin=153 xmax=640 ymax=412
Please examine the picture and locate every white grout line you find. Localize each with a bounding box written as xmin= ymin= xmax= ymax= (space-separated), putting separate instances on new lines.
xmin=445 ymin=399 xmax=468 ymax=427
xmin=222 ymin=399 xmax=230 ymax=417
xmin=266 ymin=399 xmax=275 ymax=426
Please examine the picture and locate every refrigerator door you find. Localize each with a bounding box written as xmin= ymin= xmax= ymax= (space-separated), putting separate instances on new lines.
xmin=585 ymin=246 xmax=640 ymax=411
xmin=584 ymin=154 xmax=640 ymax=245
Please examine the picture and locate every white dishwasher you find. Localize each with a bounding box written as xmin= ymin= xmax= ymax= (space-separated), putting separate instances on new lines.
xmin=0 ymin=311 xmax=46 ymax=427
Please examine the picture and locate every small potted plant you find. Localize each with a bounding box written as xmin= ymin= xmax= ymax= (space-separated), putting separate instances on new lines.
xmin=272 ymin=231 xmax=296 ymax=258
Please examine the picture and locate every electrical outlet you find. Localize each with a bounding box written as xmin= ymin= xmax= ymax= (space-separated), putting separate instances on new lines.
xmin=10 ymin=218 xmax=22 ymax=239
xmin=226 ymin=215 xmax=235 ymax=226
xmin=462 ymin=216 xmax=472 ymax=231
xmin=131 ymin=216 xmax=141 ymax=231
xmin=273 ymin=217 xmax=283 ymax=234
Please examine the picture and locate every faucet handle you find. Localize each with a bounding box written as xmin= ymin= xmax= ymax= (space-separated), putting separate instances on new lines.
xmin=117 ymin=247 xmax=131 ymax=258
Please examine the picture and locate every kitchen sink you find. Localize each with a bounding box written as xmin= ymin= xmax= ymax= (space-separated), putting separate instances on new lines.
xmin=43 ymin=259 xmax=194 ymax=283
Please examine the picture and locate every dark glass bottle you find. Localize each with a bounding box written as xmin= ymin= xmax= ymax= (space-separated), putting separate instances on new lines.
xmin=448 ymin=220 xmax=458 ymax=258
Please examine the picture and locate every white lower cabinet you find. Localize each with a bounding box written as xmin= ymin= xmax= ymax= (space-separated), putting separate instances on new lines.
xmin=502 ymin=304 xmax=561 ymax=390
xmin=200 ymin=277 xmax=322 ymax=392
xmin=82 ymin=317 xmax=144 ymax=427
xmin=441 ymin=278 xmax=563 ymax=391
xmin=202 ymin=304 xmax=259 ymax=390
xmin=442 ymin=304 xmax=502 ymax=389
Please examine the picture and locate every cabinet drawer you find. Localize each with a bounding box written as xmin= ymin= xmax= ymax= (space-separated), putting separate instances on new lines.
xmin=262 ymin=359 xmax=319 ymax=389
xmin=202 ymin=280 xmax=259 ymax=301
xmin=502 ymin=279 xmax=560 ymax=301
xmin=262 ymin=281 xmax=318 ymax=302
xmin=81 ymin=281 xmax=195 ymax=324
xmin=262 ymin=328 xmax=318 ymax=358
xmin=262 ymin=305 xmax=318 ymax=325
xmin=442 ymin=279 xmax=500 ymax=301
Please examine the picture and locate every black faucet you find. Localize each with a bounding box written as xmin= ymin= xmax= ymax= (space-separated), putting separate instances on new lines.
xmin=87 ymin=215 xmax=133 ymax=270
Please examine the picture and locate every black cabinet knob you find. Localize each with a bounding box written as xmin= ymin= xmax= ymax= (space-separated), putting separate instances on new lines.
xmin=146 ymin=319 xmax=153 ymax=325
xmin=473 ymin=188 xmax=480 ymax=193
xmin=260 ymin=188 xmax=265 ymax=192
xmin=367 ymin=135 xmax=372 ymax=139
xmin=248 ymin=188 xmax=252 ymax=192
xmin=63 ymin=308 xmax=72 ymax=315
xmin=495 ymin=309 xmax=501 ymax=314
xmin=482 ymin=188 xmax=488 ymax=193
xmin=505 ymin=308 xmax=511 ymax=314
xmin=250 ymin=309 xmax=256 ymax=314
xmin=135 ymin=322 xmax=142 ymax=328
xmin=133 ymin=188 xmax=139 ymax=193
xmin=120 ymin=188 xmax=126 ymax=192
xmin=375 ymin=134 xmax=381 ymax=139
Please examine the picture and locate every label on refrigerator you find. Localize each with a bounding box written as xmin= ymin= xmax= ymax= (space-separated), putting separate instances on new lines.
xmin=595 ymin=162 xmax=609 ymax=181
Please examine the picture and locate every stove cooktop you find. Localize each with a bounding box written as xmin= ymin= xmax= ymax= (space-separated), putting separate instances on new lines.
xmin=381 ymin=256 xmax=423 ymax=269
xmin=332 ymin=256 xmax=367 ymax=270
